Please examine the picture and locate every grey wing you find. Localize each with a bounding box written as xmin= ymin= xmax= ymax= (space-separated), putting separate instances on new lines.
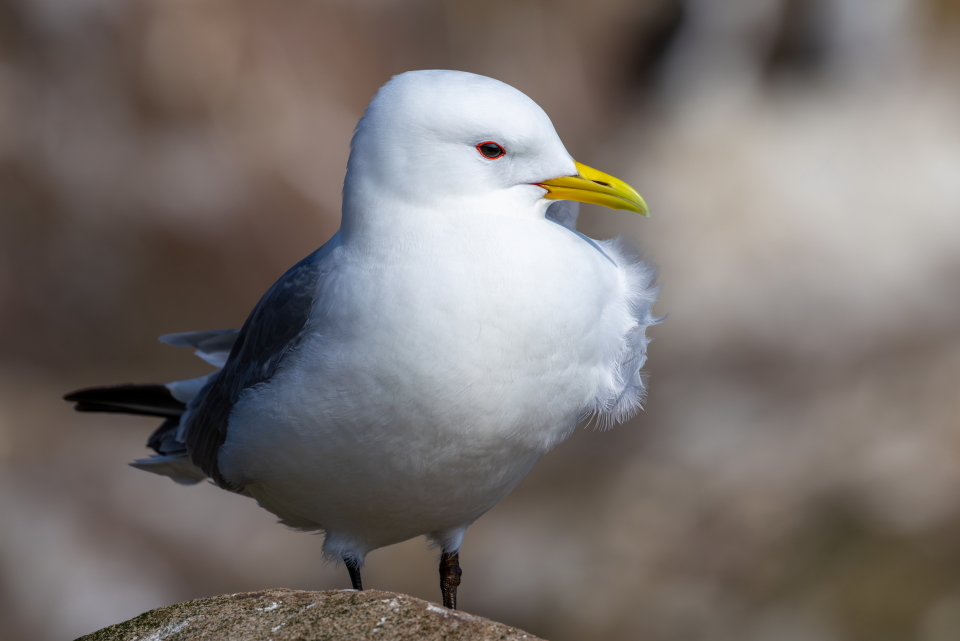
xmin=183 ymin=234 xmax=341 ymax=489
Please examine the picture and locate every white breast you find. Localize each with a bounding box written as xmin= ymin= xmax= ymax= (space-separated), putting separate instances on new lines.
xmin=218 ymin=211 xmax=657 ymax=555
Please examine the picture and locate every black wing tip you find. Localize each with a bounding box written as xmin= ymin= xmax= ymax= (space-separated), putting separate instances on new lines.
xmin=64 ymin=383 xmax=145 ymax=402
xmin=65 ymin=386 xmax=113 ymax=403
xmin=63 ymin=383 xmax=186 ymax=418
xmin=65 ymin=383 xmax=167 ymax=399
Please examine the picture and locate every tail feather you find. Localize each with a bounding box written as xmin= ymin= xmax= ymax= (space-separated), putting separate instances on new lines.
xmin=67 ymin=332 xmax=230 ymax=486
xmin=130 ymin=455 xmax=207 ymax=485
xmin=159 ymin=329 xmax=239 ymax=368
xmin=146 ymin=417 xmax=186 ymax=456
xmin=64 ymin=384 xmax=186 ymax=418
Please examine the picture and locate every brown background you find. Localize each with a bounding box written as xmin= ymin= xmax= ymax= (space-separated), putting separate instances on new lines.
xmin=2 ymin=1 xmax=960 ymax=640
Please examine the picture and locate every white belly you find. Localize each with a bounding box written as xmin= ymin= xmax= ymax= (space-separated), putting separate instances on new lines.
xmin=218 ymin=215 xmax=633 ymax=555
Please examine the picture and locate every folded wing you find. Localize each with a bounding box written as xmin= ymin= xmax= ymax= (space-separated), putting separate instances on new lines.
xmin=64 ymin=232 xmax=343 ymax=490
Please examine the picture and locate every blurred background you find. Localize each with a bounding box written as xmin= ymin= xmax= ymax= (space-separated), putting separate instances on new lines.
xmin=1 ymin=0 xmax=960 ymax=639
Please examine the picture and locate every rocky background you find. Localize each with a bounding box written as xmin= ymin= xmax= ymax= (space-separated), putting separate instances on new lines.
xmin=2 ymin=1 xmax=960 ymax=640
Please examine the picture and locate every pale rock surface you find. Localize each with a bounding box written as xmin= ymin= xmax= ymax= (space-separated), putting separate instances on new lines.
xmin=76 ymin=588 xmax=545 ymax=641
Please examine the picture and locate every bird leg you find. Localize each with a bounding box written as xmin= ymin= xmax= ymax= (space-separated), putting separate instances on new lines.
xmin=439 ymin=551 xmax=462 ymax=609
xmin=344 ymin=555 xmax=363 ymax=591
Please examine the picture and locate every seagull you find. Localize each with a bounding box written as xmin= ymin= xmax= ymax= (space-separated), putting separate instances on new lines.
xmin=65 ymin=70 xmax=659 ymax=610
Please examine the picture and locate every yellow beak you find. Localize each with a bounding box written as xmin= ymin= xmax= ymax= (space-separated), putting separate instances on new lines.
xmin=537 ymin=161 xmax=649 ymax=216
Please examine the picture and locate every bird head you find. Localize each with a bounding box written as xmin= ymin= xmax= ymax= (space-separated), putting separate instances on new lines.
xmin=343 ymin=70 xmax=648 ymax=221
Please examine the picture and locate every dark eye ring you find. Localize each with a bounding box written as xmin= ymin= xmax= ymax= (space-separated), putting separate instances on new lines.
xmin=477 ymin=142 xmax=506 ymax=159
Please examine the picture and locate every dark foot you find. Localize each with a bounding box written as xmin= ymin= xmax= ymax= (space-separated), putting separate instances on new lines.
xmin=439 ymin=551 xmax=462 ymax=609
xmin=344 ymin=555 xmax=363 ymax=590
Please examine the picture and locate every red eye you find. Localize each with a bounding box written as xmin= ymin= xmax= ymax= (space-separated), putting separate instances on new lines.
xmin=477 ymin=142 xmax=506 ymax=159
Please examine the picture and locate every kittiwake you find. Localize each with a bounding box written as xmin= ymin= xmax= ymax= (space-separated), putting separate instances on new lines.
xmin=65 ymin=69 xmax=660 ymax=610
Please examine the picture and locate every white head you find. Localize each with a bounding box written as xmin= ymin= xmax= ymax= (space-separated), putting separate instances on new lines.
xmin=342 ymin=70 xmax=647 ymax=231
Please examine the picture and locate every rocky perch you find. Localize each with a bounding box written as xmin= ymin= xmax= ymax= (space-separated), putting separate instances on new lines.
xmin=76 ymin=588 xmax=545 ymax=641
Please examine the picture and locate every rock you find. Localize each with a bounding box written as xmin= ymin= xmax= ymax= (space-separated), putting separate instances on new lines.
xmin=75 ymin=588 xmax=545 ymax=641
